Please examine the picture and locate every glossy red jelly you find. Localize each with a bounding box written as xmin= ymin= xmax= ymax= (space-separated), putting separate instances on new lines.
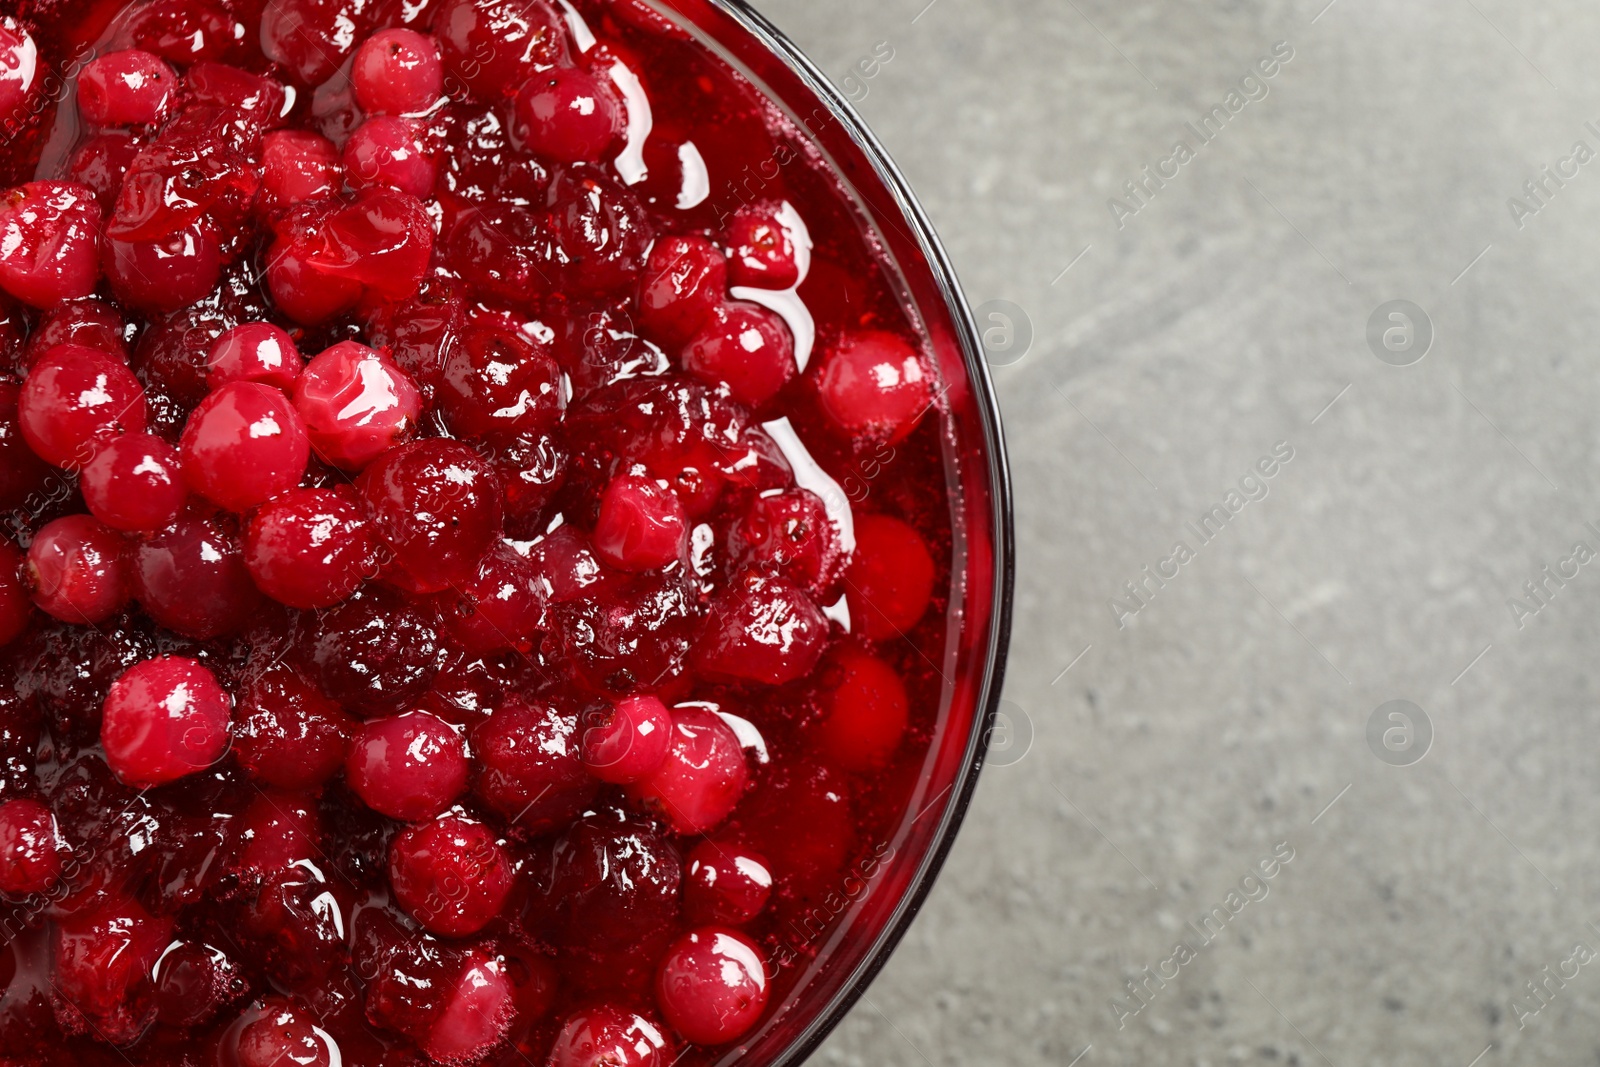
xmin=0 ymin=1 xmax=1003 ymax=1065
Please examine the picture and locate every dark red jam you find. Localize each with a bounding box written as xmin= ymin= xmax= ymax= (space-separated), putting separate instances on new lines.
xmin=0 ymin=1 xmax=957 ymax=1063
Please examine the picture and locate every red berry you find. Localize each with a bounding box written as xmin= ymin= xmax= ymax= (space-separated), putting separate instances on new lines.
xmin=654 ymin=926 xmax=769 ymax=1045
xmin=310 ymin=584 xmax=441 ymax=713
xmin=726 ymin=488 xmax=844 ymax=597
xmin=76 ymin=49 xmax=179 ymax=127
xmin=439 ymin=317 xmax=561 ymax=444
xmin=233 ymin=667 xmax=355 ymax=791
xmin=0 ymin=181 xmax=103 ymax=309
xmin=343 ymin=115 xmax=437 ymax=197
xmin=725 ymin=203 xmax=800 ymax=289
xmin=19 ymin=343 xmax=147 ymax=468
xmin=230 ymin=789 xmax=323 ymax=879
xmin=815 ymin=330 xmax=933 ymax=442
xmin=593 ymin=473 xmax=686 ymax=572
xmin=24 ymin=296 xmax=129 ymax=366
xmin=268 ymin=190 xmax=434 ymax=322
xmin=814 ymin=647 xmax=908 ymax=770
xmin=637 ymin=235 xmax=727 ymax=347
xmin=0 ymin=797 xmax=63 ymax=894
xmin=389 ymin=814 xmax=512 ymax=936
xmin=258 ymin=130 xmax=341 ymax=217
xmin=0 ymin=537 xmax=32 ymax=647
xmin=0 ymin=18 xmax=40 ymax=129
xmin=52 ymin=897 xmax=172 ymax=1045
xmin=104 ymin=215 xmax=223 ymax=314
xmin=357 ymin=439 xmax=504 ymax=592
xmin=131 ymin=515 xmax=262 ymax=639
xmin=548 ymin=1005 xmax=670 ymax=1067
xmin=845 ymin=513 xmax=935 ymax=640
xmin=627 ymin=705 xmax=747 ymax=835
xmin=511 ymin=65 xmax=625 ymax=164
xmin=346 ymin=711 xmax=468 ymax=821
xmin=691 ymin=574 xmax=828 ymax=686
xmin=179 ymin=382 xmax=311 ymax=512
xmin=234 ymin=997 xmax=331 ymax=1067
xmin=470 ymin=696 xmax=595 ymax=833
xmin=101 ymin=656 xmax=231 ymax=788
xmin=580 ymin=692 xmax=672 ymax=784
xmin=293 ymin=341 xmax=422 ymax=470
xmin=24 ymin=514 xmax=130 ymax=624
xmin=67 ymin=130 xmax=144 ymax=212
xmin=207 ymin=322 xmax=303 ymax=392
xmin=420 ymin=949 xmax=516 ymax=1063
xmin=437 ymin=540 xmax=547 ymax=652
xmin=260 ymin=0 xmax=375 ymax=86
xmin=184 ymin=60 xmax=286 ymax=119
xmin=353 ymin=29 xmax=444 ymax=115
xmin=680 ymin=301 xmax=796 ymax=408
xmin=432 ymin=0 xmax=567 ymax=99
xmin=244 ymin=486 xmax=377 ymax=609
xmin=682 ymin=840 xmax=771 ymax=926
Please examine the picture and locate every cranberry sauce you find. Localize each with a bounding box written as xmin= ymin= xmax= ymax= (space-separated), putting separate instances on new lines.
xmin=0 ymin=0 xmax=958 ymax=1063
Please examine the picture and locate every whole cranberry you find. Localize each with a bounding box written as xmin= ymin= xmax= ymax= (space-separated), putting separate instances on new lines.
xmin=52 ymin=897 xmax=172 ymax=1045
xmin=0 ymin=18 xmax=40 ymax=129
xmin=0 ymin=181 xmax=103 ymax=308
xmin=207 ymin=322 xmax=303 ymax=392
xmin=549 ymin=167 xmax=653 ymax=295
xmin=437 ymin=540 xmax=547 ymax=652
xmin=551 ymin=573 xmax=697 ymax=695
xmin=311 ymin=584 xmax=441 ymax=713
xmin=19 ymin=343 xmax=147 ymax=469
xmin=815 ymin=330 xmax=934 ymax=443
xmin=654 ymin=926 xmax=769 ymax=1045
xmin=725 ymin=488 xmax=844 ymax=597
xmin=24 ymin=514 xmax=130 ymax=624
xmin=260 ymin=0 xmax=376 ymax=86
xmin=24 ymin=297 xmax=129 ymax=366
xmin=104 ymin=215 xmax=223 ymax=314
xmin=389 ymin=814 xmax=512 ymax=936
xmin=346 ymin=710 xmax=468 ymax=823
xmin=439 ymin=318 xmax=561 ymax=444
xmin=294 ymin=341 xmax=422 ymax=470
xmin=0 ymin=537 xmax=31 ymax=647
xmin=357 ymin=439 xmax=503 ymax=592
xmin=258 ymin=130 xmax=341 ymax=217
xmin=844 ymin=513 xmax=936 ymax=640
xmin=245 ymin=486 xmax=377 ymax=609
xmin=233 ymin=666 xmax=356 ymax=790
xmin=470 ymin=696 xmax=595 ymax=833
xmin=0 ymin=797 xmax=63 ymax=894
xmin=101 ymin=656 xmax=231 ymax=788
xmin=725 ymin=203 xmax=801 ymax=290
xmin=680 ymin=301 xmax=796 ymax=408
xmin=511 ymin=65 xmax=625 ymax=164
xmin=548 ymin=1005 xmax=671 ymax=1067
xmin=432 ymin=0 xmax=568 ymax=99
xmin=131 ymin=516 xmax=262 ymax=639
xmin=234 ymin=997 xmax=330 ymax=1067
xmin=353 ymin=28 xmax=444 ymax=115
xmin=343 ymin=115 xmax=437 ymax=197
xmin=637 ymin=235 xmax=727 ymax=347
xmin=626 ymin=705 xmax=748 ymax=835
xmin=691 ymin=574 xmax=828 ymax=686
xmin=179 ymin=382 xmax=311 ymax=512
xmin=683 ymin=840 xmax=772 ymax=926
xmin=544 ymin=808 xmax=682 ymax=958
xmin=592 ymin=473 xmax=686 ymax=573
xmin=815 ymin=647 xmax=908 ymax=770
xmin=76 ymin=49 xmax=179 ymax=127
xmin=579 ymin=692 xmax=672 ymax=785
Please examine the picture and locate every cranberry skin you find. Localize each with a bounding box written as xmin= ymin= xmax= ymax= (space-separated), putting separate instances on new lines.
xmin=294 ymin=341 xmax=422 ymax=470
xmin=845 ymin=513 xmax=936 ymax=640
xmin=389 ymin=814 xmax=512 ymax=936
xmin=627 ymin=706 xmax=748 ymax=835
xmin=439 ymin=318 xmax=561 ymax=444
xmin=180 ymin=382 xmax=311 ymax=512
xmin=258 ymin=130 xmax=341 ymax=216
xmin=439 ymin=540 xmax=547 ymax=652
xmin=593 ymin=473 xmax=686 ymax=573
xmin=548 ymin=1005 xmax=670 ymax=1067
xmin=233 ymin=667 xmax=356 ymax=790
xmin=654 ymin=927 xmax=769 ymax=1045
xmin=637 ymin=236 xmax=727 ymax=347
xmin=357 ymin=439 xmax=504 ymax=592
xmin=580 ymin=692 xmax=671 ymax=785
xmin=0 ymin=18 xmax=39 ymax=129
xmin=19 ymin=344 xmax=148 ymax=469
xmin=0 ymin=181 xmax=103 ymax=309
xmin=77 ymin=50 xmax=179 ymax=128
xmin=726 ymin=488 xmax=843 ymax=597
xmin=208 ymin=322 xmax=303 ymax=392
xmin=470 ymin=697 xmax=595 ymax=833
xmin=680 ymin=301 xmax=796 ymax=408
xmin=815 ymin=647 xmax=908 ymax=771
xmin=511 ymin=66 xmax=624 ymax=164
xmin=311 ymin=584 xmax=441 ymax=713
xmin=266 ymin=237 xmax=364 ymax=325
xmin=683 ymin=841 xmax=772 ymax=926
xmin=725 ymin=203 xmax=800 ymax=290
xmin=101 ymin=656 xmax=231 ymax=788
xmin=24 ymin=514 xmax=130 ymax=624
xmin=353 ymin=28 xmax=444 ymax=114
xmin=432 ymin=0 xmax=568 ymax=99
xmin=423 ymin=950 xmax=516 ymax=1062
xmin=692 ymin=574 xmax=828 ymax=686
xmin=346 ymin=711 xmax=468 ymax=822
xmin=104 ymin=215 xmax=223 ymax=314
xmin=0 ymin=538 xmax=31 ymax=648
xmin=52 ymin=898 xmax=173 ymax=1045
xmin=343 ymin=115 xmax=437 ymax=197
xmin=245 ymin=486 xmax=378 ymax=609
xmin=815 ymin=330 xmax=934 ymax=442
xmin=234 ymin=997 xmax=331 ymax=1067
xmin=131 ymin=516 xmax=263 ymax=639
xmin=0 ymin=797 xmax=63 ymax=894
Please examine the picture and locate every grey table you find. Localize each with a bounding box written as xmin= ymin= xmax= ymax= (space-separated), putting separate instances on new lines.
xmin=750 ymin=1 xmax=1600 ymax=1065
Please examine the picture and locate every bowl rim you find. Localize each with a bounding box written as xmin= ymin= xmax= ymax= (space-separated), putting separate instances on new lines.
xmin=678 ymin=2 xmax=1017 ymax=1062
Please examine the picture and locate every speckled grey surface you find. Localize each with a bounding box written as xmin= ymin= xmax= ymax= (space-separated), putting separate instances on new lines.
xmin=746 ymin=1 xmax=1600 ymax=1064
